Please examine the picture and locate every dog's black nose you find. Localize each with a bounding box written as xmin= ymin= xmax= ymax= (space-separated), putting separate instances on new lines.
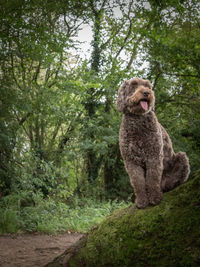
xmin=143 ymin=91 xmax=150 ymax=97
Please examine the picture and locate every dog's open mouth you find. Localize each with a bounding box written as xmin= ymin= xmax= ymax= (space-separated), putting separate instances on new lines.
xmin=139 ymin=99 xmax=149 ymax=111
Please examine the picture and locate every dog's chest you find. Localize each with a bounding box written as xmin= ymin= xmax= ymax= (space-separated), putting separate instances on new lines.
xmin=120 ymin=113 xmax=163 ymax=160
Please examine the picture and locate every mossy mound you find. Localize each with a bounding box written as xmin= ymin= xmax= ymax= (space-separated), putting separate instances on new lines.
xmin=46 ymin=171 xmax=200 ymax=267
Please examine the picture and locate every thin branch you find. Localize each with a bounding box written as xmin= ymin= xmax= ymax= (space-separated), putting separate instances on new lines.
xmin=152 ymin=72 xmax=162 ymax=90
xmin=28 ymin=59 xmax=34 ymax=76
xmin=46 ymin=53 xmax=63 ymax=88
xmin=63 ymin=15 xmax=71 ymax=36
xmin=20 ymin=54 xmax=26 ymax=88
xmin=89 ymin=0 xmax=98 ymax=16
xmin=45 ymin=67 xmax=51 ymax=83
xmin=125 ymin=36 xmax=143 ymax=70
xmin=12 ymin=108 xmax=31 ymax=137
xmin=100 ymin=22 xmax=121 ymax=51
xmin=48 ymin=121 xmax=62 ymax=148
xmin=100 ymin=0 xmax=107 ymax=10
xmin=32 ymin=61 xmax=41 ymax=83
xmin=114 ymin=20 xmax=133 ymax=59
xmin=19 ymin=112 xmax=31 ymax=126
xmin=10 ymin=53 xmax=23 ymax=91
xmin=57 ymin=112 xmax=82 ymax=154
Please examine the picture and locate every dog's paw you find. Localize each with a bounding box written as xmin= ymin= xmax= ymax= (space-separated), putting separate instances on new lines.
xmin=149 ymin=191 xmax=163 ymax=206
xmin=135 ymin=198 xmax=149 ymax=209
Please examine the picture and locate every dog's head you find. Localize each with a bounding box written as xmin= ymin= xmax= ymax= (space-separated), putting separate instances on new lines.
xmin=116 ymin=78 xmax=154 ymax=115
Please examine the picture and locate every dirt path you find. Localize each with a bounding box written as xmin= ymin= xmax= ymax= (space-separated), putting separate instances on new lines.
xmin=0 ymin=233 xmax=83 ymax=267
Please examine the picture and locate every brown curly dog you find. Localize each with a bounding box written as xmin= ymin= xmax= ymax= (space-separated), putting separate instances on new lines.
xmin=117 ymin=78 xmax=190 ymax=208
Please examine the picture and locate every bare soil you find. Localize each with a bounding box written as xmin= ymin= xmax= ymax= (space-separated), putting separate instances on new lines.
xmin=0 ymin=233 xmax=83 ymax=267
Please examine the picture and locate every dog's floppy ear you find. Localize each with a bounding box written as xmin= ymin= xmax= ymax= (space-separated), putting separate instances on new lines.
xmin=116 ymin=80 xmax=129 ymax=112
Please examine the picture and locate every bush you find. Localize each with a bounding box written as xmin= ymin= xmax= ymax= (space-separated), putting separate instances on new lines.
xmin=0 ymin=192 xmax=129 ymax=234
xmin=0 ymin=208 xmax=18 ymax=234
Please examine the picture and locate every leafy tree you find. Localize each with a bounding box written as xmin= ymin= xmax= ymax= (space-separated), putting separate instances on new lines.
xmin=0 ymin=0 xmax=199 ymax=202
xmin=0 ymin=0 xmax=86 ymax=195
xmin=143 ymin=0 xmax=200 ymax=170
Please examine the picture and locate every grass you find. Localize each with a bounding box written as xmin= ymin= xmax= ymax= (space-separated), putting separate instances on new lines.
xmin=0 ymin=193 xmax=129 ymax=234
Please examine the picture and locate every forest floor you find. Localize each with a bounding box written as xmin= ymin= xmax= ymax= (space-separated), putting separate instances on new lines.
xmin=0 ymin=232 xmax=83 ymax=267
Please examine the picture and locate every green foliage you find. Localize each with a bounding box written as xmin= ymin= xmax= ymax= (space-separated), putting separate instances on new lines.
xmin=0 ymin=208 xmax=18 ymax=234
xmin=0 ymin=0 xmax=200 ymax=234
xmin=0 ymin=191 xmax=128 ymax=234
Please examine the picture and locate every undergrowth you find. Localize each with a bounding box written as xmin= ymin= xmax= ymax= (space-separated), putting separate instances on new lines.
xmin=0 ymin=192 xmax=129 ymax=234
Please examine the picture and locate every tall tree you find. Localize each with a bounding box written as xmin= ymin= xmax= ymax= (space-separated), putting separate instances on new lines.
xmin=0 ymin=0 xmax=87 ymax=195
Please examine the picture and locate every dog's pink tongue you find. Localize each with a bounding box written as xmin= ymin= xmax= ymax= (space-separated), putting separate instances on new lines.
xmin=140 ymin=101 xmax=148 ymax=111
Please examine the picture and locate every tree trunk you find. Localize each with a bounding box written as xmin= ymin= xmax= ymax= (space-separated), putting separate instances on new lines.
xmin=84 ymin=8 xmax=103 ymax=182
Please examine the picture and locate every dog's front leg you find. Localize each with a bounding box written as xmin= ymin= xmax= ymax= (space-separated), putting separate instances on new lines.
xmin=145 ymin=160 xmax=163 ymax=206
xmin=125 ymin=162 xmax=149 ymax=209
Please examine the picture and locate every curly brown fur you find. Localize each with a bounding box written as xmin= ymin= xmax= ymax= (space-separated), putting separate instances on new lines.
xmin=117 ymin=78 xmax=190 ymax=209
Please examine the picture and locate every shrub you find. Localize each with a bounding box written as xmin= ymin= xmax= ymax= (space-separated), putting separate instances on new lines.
xmin=0 ymin=192 xmax=129 ymax=234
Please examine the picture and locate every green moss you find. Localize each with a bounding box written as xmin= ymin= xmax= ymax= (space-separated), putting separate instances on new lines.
xmin=68 ymin=173 xmax=200 ymax=266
